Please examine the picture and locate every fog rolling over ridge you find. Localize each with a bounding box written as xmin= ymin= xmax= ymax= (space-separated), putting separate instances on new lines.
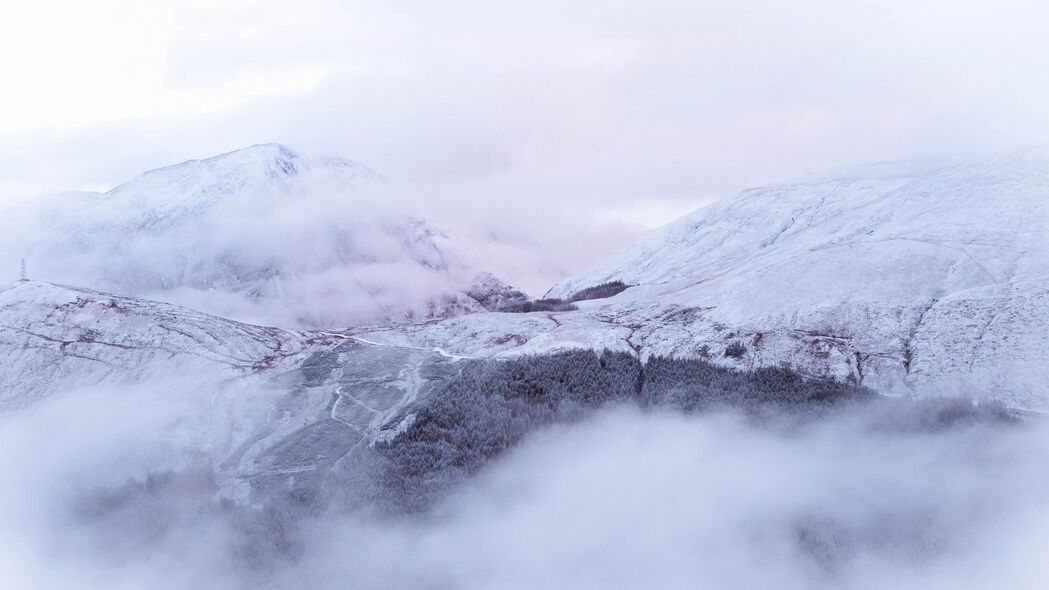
xmin=0 ymin=144 xmax=526 ymax=329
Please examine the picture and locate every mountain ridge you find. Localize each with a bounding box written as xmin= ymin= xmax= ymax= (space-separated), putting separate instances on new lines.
xmin=4 ymin=147 xmax=1048 ymax=409
xmin=1 ymin=145 xmax=525 ymax=328
xmin=358 ymin=147 xmax=1049 ymax=409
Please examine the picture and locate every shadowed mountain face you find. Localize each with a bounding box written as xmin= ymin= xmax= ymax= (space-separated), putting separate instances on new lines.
xmin=0 ymin=144 xmax=526 ymax=329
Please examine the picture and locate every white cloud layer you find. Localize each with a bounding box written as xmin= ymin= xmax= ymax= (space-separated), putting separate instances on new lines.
xmin=3 ymin=390 xmax=1049 ymax=589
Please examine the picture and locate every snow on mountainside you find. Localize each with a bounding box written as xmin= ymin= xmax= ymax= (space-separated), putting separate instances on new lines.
xmin=358 ymin=148 xmax=1049 ymax=409
xmin=4 ymin=140 xmax=1049 ymax=496
xmin=0 ymin=280 xmax=465 ymax=501
xmin=0 ymin=280 xmax=309 ymax=411
xmin=0 ymin=144 xmax=525 ymax=328
xmin=102 ymin=143 xmax=380 ymax=215
xmin=3 ymin=147 xmax=1047 ymax=410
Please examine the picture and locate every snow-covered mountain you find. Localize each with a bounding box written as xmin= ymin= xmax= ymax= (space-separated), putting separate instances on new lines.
xmin=0 ymin=280 xmax=463 ymax=502
xmin=4 ymin=141 xmax=1049 ymax=505
xmin=4 ymin=147 xmax=1048 ymax=414
xmin=0 ymin=144 xmax=525 ymax=328
xmin=0 ymin=280 xmax=308 ymax=410
xmin=355 ymin=148 xmax=1049 ymax=409
xmin=2 ymin=154 xmax=1045 ymax=590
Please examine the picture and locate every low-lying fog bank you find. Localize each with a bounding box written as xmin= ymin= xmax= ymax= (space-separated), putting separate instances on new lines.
xmin=1 ymin=370 xmax=1044 ymax=590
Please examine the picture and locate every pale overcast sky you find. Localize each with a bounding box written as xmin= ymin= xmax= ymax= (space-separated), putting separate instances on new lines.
xmin=2 ymin=0 xmax=1048 ymax=287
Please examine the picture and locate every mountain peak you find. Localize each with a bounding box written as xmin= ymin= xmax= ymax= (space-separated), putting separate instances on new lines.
xmin=3 ymin=145 xmax=515 ymax=330
xmin=101 ymin=144 xmax=379 ymax=209
xmin=199 ymin=143 xmax=305 ymax=173
xmin=106 ymin=143 xmax=305 ymax=198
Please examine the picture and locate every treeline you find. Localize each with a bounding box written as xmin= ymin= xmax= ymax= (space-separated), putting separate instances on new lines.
xmin=642 ymin=355 xmax=866 ymax=413
xmin=358 ymin=350 xmax=872 ymax=512
xmin=497 ymin=280 xmax=630 ymax=313
xmin=66 ymin=350 xmax=1021 ymax=580
xmin=565 ymin=280 xmax=629 ymax=302
xmin=80 ymin=350 xmax=1019 ymax=559
xmin=497 ymin=299 xmax=579 ymax=313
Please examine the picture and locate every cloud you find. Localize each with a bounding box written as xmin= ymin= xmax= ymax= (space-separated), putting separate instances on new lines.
xmin=299 ymin=408 xmax=1049 ymax=590
xmin=0 ymin=163 xmax=500 ymax=328
xmin=3 ymin=389 xmax=1049 ymax=590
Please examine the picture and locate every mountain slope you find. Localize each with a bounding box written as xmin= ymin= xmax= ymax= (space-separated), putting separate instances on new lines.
xmin=358 ymin=149 xmax=1049 ymax=408
xmin=0 ymin=280 xmax=465 ymax=503
xmin=4 ymin=147 xmax=1047 ymax=410
xmin=0 ymin=144 xmax=525 ymax=328
xmin=548 ymin=151 xmax=1049 ymax=301
xmin=0 ymin=280 xmax=311 ymax=410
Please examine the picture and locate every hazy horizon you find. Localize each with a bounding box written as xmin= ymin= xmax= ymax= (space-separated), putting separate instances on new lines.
xmin=4 ymin=0 xmax=1049 ymax=291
